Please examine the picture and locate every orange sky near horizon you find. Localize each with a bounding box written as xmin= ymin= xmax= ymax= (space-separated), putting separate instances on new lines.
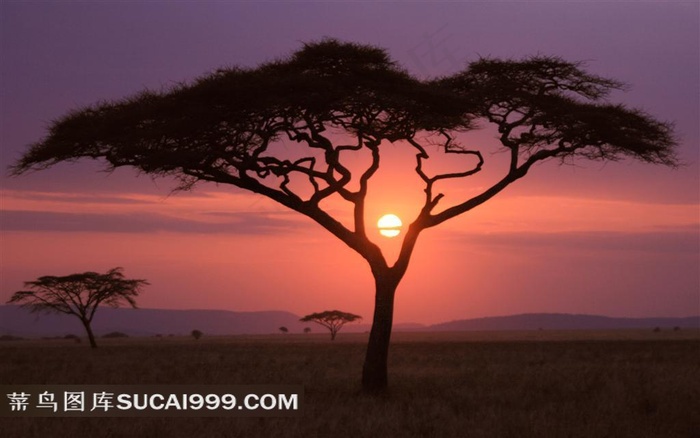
xmin=2 ymin=176 xmax=697 ymax=324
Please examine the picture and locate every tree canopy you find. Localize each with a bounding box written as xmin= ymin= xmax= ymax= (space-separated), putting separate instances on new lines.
xmin=7 ymin=267 xmax=148 ymax=348
xmin=300 ymin=310 xmax=362 ymax=340
xmin=11 ymin=40 xmax=677 ymax=268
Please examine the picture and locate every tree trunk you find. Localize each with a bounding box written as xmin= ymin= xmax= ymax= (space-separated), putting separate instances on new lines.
xmin=362 ymin=271 xmax=399 ymax=392
xmin=82 ymin=319 xmax=98 ymax=348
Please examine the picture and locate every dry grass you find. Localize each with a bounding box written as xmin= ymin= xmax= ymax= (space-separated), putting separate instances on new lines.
xmin=1 ymin=330 xmax=699 ymax=438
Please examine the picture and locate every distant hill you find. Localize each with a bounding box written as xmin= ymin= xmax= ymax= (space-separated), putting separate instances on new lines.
xmin=0 ymin=306 xmax=311 ymax=337
xmin=1 ymin=306 xmax=697 ymax=338
xmin=428 ymin=313 xmax=700 ymax=332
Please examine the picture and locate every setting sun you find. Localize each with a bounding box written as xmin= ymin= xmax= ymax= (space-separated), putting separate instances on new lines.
xmin=377 ymin=214 xmax=402 ymax=238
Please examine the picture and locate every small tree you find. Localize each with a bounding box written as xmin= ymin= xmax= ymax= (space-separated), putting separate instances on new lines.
xmin=7 ymin=267 xmax=148 ymax=348
xmin=279 ymin=326 xmax=289 ymax=334
xmin=300 ymin=310 xmax=362 ymax=341
xmin=303 ymin=327 xmax=312 ymax=334
xmin=191 ymin=329 xmax=203 ymax=340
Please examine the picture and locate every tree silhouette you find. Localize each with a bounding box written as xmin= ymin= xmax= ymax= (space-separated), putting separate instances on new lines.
xmin=11 ymin=40 xmax=677 ymax=390
xmin=7 ymin=267 xmax=148 ymax=348
xmin=279 ymin=326 xmax=289 ymax=334
xmin=191 ymin=329 xmax=203 ymax=340
xmin=300 ymin=310 xmax=362 ymax=341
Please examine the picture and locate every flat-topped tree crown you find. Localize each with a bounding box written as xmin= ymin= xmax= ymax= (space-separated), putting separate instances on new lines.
xmin=11 ymin=40 xmax=678 ymax=391
xmin=300 ymin=310 xmax=362 ymax=340
xmin=12 ymin=40 xmax=467 ymax=175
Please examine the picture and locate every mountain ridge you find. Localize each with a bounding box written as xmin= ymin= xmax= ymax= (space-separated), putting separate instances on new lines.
xmin=1 ymin=305 xmax=697 ymax=338
xmin=428 ymin=312 xmax=700 ymax=332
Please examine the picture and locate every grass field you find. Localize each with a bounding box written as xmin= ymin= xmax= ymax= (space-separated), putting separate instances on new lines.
xmin=2 ymin=330 xmax=699 ymax=438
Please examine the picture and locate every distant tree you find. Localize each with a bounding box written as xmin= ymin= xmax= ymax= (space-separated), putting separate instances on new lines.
xmin=191 ymin=329 xmax=203 ymax=340
xmin=7 ymin=267 xmax=148 ymax=348
xmin=63 ymin=334 xmax=81 ymax=343
xmin=279 ymin=326 xmax=289 ymax=334
xmin=102 ymin=331 xmax=129 ymax=338
xmin=300 ymin=310 xmax=362 ymax=341
xmin=303 ymin=327 xmax=312 ymax=334
xmin=10 ymin=40 xmax=678 ymax=391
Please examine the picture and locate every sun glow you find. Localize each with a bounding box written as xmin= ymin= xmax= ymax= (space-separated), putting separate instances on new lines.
xmin=377 ymin=214 xmax=402 ymax=238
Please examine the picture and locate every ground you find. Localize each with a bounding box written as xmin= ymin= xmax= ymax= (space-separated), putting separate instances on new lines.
xmin=1 ymin=330 xmax=698 ymax=437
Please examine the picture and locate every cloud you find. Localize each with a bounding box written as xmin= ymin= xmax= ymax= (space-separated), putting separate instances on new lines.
xmin=0 ymin=209 xmax=312 ymax=235
xmin=1 ymin=191 xmax=156 ymax=205
xmin=453 ymin=230 xmax=700 ymax=254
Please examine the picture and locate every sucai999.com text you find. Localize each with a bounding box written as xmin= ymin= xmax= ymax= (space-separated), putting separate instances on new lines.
xmin=2 ymin=385 xmax=303 ymax=417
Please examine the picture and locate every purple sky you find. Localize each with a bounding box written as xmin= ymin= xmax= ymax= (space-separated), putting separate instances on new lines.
xmin=1 ymin=2 xmax=698 ymax=323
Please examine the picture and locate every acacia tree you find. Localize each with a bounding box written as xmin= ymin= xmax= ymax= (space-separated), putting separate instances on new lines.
xmin=7 ymin=267 xmax=148 ymax=348
xmin=11 ymin=40 xmax=677 ymax=390
xmin=300 ymin=310 xmax=362 ymax=340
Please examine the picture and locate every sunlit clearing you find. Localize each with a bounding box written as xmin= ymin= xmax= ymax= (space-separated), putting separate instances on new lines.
xmin=378 ymin=214 xmax=402 ymax=238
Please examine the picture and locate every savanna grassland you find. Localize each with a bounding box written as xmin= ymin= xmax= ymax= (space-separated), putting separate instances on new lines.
xmin=1 ymin=330 xmax=699 ymax=438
